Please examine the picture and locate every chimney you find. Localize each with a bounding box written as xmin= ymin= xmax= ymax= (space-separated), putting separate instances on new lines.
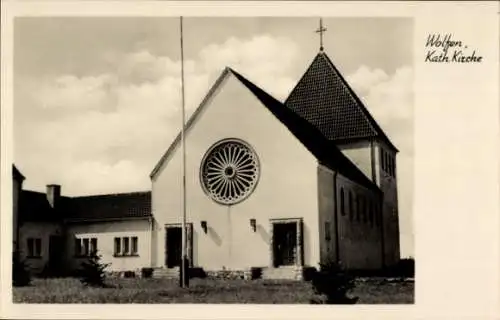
xmin=46 ymin=184 xmax=61 ymax=208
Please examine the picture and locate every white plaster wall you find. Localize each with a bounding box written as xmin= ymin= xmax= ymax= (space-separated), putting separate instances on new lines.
xmin=152 ymin=72 xmax=320 ymax=270
xmin=19 ymin=222 xmax=62 ymax=273
xmin=66 ymin=219 xmax=152 ymax=272
xmin=338 ymin=141 xmax=373 ymax=181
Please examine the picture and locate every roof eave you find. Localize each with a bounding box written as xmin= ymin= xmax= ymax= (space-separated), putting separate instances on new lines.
xmin=64 ymin=215 xmax=152 ymax=224
xmin=150 ymin=67 xmax=232 ymax=180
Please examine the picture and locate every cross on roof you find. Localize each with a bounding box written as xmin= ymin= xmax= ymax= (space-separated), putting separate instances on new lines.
xmin=315 ymin=18 xmax=327 ymax=51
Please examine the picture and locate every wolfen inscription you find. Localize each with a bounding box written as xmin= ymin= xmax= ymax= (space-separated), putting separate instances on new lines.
xmin=425 ymin=33 xmax=483 ymax=63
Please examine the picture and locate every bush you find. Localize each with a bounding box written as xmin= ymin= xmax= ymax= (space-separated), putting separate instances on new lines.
xmin=123 ymin=271 xmax=136 ymax=278
xmin=79 ymin=251 xmax=110 ymax=287
xmin=310 ymin=261 xmax=358 ymax=304
xmin=12 ymin=251 xmax=31 ymax=287
xmin=397 ymin=258 xmax=415 ymax=277
xmin=141 ymin=267 xmax=154 ymax=278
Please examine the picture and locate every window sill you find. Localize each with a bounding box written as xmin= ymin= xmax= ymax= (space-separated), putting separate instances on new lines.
xmin=113 ymin=254 xmax=139 ymax=258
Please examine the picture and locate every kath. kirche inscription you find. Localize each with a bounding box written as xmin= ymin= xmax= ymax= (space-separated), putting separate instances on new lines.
xmin=425 ymin=33 xmax=483 ymax=63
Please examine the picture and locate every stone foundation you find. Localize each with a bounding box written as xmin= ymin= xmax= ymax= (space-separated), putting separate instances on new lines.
xmin=205 ymin=267 xmax=263 ymax=280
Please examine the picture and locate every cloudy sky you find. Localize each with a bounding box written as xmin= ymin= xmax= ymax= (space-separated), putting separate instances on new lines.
xmin=14 ymin=17 xmax=413 ymax=257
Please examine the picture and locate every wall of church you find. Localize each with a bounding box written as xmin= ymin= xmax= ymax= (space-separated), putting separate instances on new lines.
xmin=317 ymin=165 xmax=339 ymax=265
xmin=335 ymin=173 xmax=383 ymax=270
xmin=374 ymin=141 xmax=401 ymax=267
xmin=18 ymin=222 xmax=63 ymax=274
xmin=65 ymin=219 xmax=152 ymax=272
xmin=152 ymin=72 xmax=321 ymax=271
xmin=337 ymin=141 xmax=374 ymax=181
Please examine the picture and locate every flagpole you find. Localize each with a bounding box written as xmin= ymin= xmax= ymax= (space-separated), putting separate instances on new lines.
xmin=179 ymin=16 xmax=189 ymax=288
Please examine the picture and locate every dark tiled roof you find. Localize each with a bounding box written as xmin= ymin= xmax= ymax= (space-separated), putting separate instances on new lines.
xmin=19 ymin=191 xmax=64 ymax=223
xmin=65 ymin=191 xmax=151 ymax=222
xmin=285 ymin=52 xmax=397 ymax=152
xmin=19 ymin=190 xmax=151 ymax=223
xmin=230 ymin=69 xmax=380 ymax=192
xmin=13 ymin=165 xmax=25 ymax=181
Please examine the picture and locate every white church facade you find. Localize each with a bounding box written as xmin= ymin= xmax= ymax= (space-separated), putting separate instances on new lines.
xmin=149 ymin=50 xmax=400 ymax=279
xmin=12 ymin=50 xmax=400 ymax=280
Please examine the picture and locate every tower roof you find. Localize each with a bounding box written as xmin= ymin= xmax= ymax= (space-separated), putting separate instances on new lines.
xmin=285 ymin=51 xmax=398 ymax=152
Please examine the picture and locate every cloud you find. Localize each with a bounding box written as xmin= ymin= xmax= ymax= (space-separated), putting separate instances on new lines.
xmin=15 ymin=35 xmax=300 ymax=195
xmin=348 ymin=65 xmax=414 ymax=153
xmin=198 ymin=35 xmax=299 ymax=100
xmin=348 ymin=65 xmax=414 ymax=256
xmin=37 ymin=74 xmax=116 ymax=111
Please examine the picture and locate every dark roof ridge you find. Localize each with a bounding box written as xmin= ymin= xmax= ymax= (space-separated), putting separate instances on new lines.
xmin=229 ymin=68 xmax=380 ymax=192
xmin=319 ymin=52 xmax=398 ymax=152
xmin=70 ymin=191 xmax=151 ymax=199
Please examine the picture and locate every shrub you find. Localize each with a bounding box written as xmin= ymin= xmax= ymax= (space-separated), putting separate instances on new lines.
xmin=12 ymin=251 xmax=31 ymax=287
xmin=79 ymin=251 xmax=110 ymax=287
xmin=123 ymin=271 xmax=136 ymax=278
xmin=397 ymin=258 xmax=415 ymax=277
xmin=310 ymin=260 xmax=358 ymax=304
xmin=141 ymin=267 xmax=154 ymax=278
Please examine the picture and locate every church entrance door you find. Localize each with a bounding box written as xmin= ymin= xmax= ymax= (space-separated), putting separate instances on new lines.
xmin=273 ymin=222 xmax=298 ymax=267
xmin=166 ymin=227 xmax=182 ymax=268
xmin=48 ymin=235 xmax=64 ymax=275
xmin=165 ymin=224 xmax=193 ymax=268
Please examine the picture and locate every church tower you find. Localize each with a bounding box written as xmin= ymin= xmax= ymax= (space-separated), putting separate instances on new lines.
xmin=284 ymin=20 xmax=401 ymax=267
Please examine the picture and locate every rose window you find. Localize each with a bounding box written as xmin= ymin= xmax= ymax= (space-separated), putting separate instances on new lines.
xmin=200 ymin=139 xmax=260 ymax=205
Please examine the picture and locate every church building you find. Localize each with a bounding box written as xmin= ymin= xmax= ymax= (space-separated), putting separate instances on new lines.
xmin=149 ymin=45 xmax=401 ymax=279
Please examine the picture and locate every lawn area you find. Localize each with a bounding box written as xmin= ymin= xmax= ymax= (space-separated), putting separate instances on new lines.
xmin=13 ymin=277 xmax=414 ymax=304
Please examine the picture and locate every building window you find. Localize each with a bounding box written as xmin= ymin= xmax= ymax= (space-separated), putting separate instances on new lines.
xmin=131 ymin=237 xmax=138 ymax=255
xmin=324 ymin=222 xmax=331 ymax=241
xmin=388 ymin=156 xmax=393 ymax=176
xmin=114 ymin=237 xmax=139 ymax=257
xmin=348 ymin=191 xmax=353 ymax=221
xmin=114 ymin=237 xmax=121 ymax=255
xmin=381 ymin=149 xmax=386 ymax=171
xmin=27 ymin=238 xmax=42 ymax=258
xmin=340 ymin=188 xmax=345 ymax=216
xmin=390 ymin=156 xmax=396 ymax=177
xmin=356 ymin=196 xmax=361 ymax=221
xmin=364 ymin=198 xmax=369 ymax=223
xmin=123 ymin=237 xmax=130 ymax=254
xmin=200 ymin=139 xmax=260 ymax=205
xmin=369 ymin=200 xmax=374 ymax=226
xmin=83 ymin=238 xmax=90 ymax=256
xmin=90 ymin=238 xmax=98 ymax=255
xmin=75 ymin=237 xmax=97 ymax=257
xmin=74 ymin=238 xmax=81 ymax=256
xmin=375 ymin=205 xmax=381 ymax=226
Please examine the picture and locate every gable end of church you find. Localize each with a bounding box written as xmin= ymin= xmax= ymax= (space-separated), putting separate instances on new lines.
xmin=150 ymin=67 xmax=380 ymax=193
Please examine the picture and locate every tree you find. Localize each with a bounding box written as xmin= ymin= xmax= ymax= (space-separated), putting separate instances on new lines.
xmin=79 ymin=251 xmax=110 ymax=287
xmin=12 ymin=251 xmax=31 ymax=287
xmin=310 ymin=260 xmax=358 ymax=304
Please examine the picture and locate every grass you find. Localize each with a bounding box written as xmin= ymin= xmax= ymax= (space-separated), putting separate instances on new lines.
xmin=13 ymin=277 xmax=414 ymax=304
